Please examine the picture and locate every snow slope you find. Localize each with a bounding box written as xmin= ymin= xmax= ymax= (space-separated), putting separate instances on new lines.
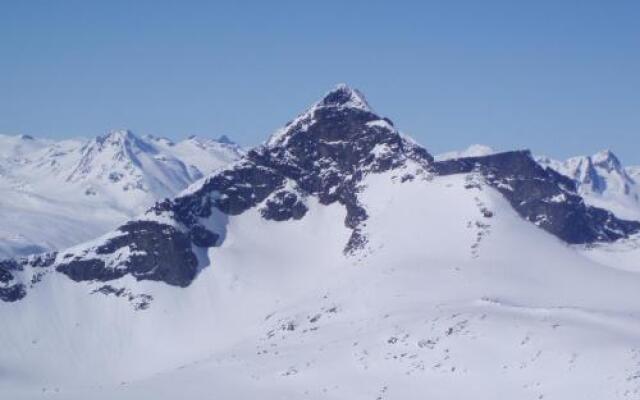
xmin=628 ymin=166 xmax=640 ymax=182
xmin=5 ymin=168 xmax=640 ymax=400
xmin=2 ymin=85 xmax=640 ymax=400
xmin=0 ymin=131 xmax=242 ymax=258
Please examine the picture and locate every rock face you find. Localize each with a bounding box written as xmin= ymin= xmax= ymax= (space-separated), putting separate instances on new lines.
xmin=2 ymin=84 xmax=639 ymax=304
xmin=154 ymin=83 xmax=432 ymax=255
xmin=56 ymin=221 xmax=200 ymax=287
xmin=435 ymin=151 xmax=640 ymax=244
xmin=0 ymin=253 xmax=55 ymax=302
xmin=537 ymin=150 xmax=640 ymax=221
xmin=0 ymin=262 xmax=25 ymax=302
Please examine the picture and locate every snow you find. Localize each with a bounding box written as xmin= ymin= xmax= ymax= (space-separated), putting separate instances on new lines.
xmin=266 ymin=84 xmax=373 ymax=147
xmin=331 ymin=83 xmax=372 ymax=111
xmin=4 ymin=169 xmax=640 ymax=399
xmin=366 ymin=119 xmax=395 ymax=131
xmin=370 ymin=143 xmax=393 ymax=158
xmin=537 ymin=151 xmax=640 ymax=221
xmin=0 ymin=131 xmax=242 ymax=258
xmin=435 ymin=144 xmax=495 ymax=161
xmin=577 ymin=233 xmax=640 ymax=273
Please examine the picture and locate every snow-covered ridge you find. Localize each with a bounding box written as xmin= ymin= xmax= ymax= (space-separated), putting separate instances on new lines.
xmin=0 ymin=131 xmax=243 ymax=258
xmin=435 ymin=144 xmax=496 ymax=161
xmin=537 ymin=150 xmax=640 ymax=221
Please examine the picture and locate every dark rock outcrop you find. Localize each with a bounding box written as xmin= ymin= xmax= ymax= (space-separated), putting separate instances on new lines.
xmin=152 ymin=84 xmax=432 ymax=254
xmin=435 ymin=151 xmax=640 ymax=244
xmin=0 ymin=284 xmax=26 ymax=302
xmin=57 ymin=221 xmax=199 ymax=288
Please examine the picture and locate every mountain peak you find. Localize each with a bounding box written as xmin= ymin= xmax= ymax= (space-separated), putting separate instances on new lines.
xmin=317 ymin=83 xmax=372 ymax=112
xmin=217 ymin=135 xmax=235 ymax=145
xmin=266 ymin=84 xmax=381 ymax=147
xmin=97 ymin=129 xmax=138 ymax=145
xmin=592 ymin=149 xmax=622 ymax=171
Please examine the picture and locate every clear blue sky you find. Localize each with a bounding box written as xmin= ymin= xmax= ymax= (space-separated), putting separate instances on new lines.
xmin=1 ymin=1 xmax=639 ymax=163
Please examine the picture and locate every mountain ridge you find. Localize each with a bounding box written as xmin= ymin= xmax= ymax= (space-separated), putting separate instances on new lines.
xmin=537 ymin=149 xmax=640 ymax=221
xmin=0 ymin=131 xmax=243 ymax=259
xmin=3 ymin=85 xmax=640 ymax=399
xmin=3 ymin=84 xmax=638 ymax=297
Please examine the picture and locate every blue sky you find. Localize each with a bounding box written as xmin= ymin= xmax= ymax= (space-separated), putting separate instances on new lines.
xmin=1 ymin=1 xmax=639 ymax=163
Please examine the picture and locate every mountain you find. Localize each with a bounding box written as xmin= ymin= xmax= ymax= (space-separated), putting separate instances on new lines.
xmin=0 ymin=131 xmax=243 ymax=259
xmin=2 ymin=85 xmax=640 ymax=399
xmin=537 ymin=150 xmax=640 ymax=221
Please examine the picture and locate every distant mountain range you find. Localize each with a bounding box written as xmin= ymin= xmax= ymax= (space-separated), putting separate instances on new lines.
xmin=0 ymin=131 xmax=242 ymax=258
xmin=537 ymin=150 xmax=640 ymax=221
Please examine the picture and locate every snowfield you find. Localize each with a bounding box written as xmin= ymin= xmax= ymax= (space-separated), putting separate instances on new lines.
xmin=3 ymin=171 xmax=640 ymax=399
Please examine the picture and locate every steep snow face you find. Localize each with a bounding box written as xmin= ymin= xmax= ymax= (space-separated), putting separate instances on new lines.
xmin=537 ymin=151 xmax=640 ymax=220
xmin=627 ymin=165 xmax=640 ymax=182
xmin=66 ymin=129 xmax=199 ymax=206
xmin=0 ymin=131 xmax=242 ymax=258
xmin=435 ymin=144 xmax=495 ymax=161
xmin=148 ymin=134 xmax=243 ymax=177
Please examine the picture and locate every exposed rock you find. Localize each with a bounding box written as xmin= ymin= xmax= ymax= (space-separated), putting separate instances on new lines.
xmin=260 ymin=191 xmax=308 ymax=221
xmin=57 ymin=221 xmax=199 ymax=287
xmin=0 ymin=284 xmax=26 ymax=302
xmin=0 ymin=266 xmax=14 ymax=283
xmin=152 ymin=84 xmax=432 ymax=254
xmin=435 ymin=151 xmax=640 ymax=244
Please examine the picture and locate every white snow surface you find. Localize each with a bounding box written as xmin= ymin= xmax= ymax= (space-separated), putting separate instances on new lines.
xmin=435 ymin=144 xmax=496 ymax=161
xmin=628 ymin=166 xmax=640 ymax=182
xmin=0 ymin=131 xmax=243 ymax=258
xmin=3 ymin=167 xmax=640 ymax=399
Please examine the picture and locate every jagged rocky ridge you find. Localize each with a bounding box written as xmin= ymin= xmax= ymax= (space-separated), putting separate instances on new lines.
xmin=537 ymin=150 xmax=640 ymax=221
xmin=435 ymin=151 xmax=640 ymax=243
xmin=1 ymin=84 xmax=639 ymax=303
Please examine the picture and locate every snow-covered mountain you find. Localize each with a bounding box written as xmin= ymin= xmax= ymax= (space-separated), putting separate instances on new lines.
xmin=0 ymin=131 xmax=243 ymax=258
xmin=435 ymin=144 xmax=495 ymax=161
xmin=537 ymin=150 xmax=640 ymax=221
xmin=2 ymin=85 xmax=640 ymax=399
xmin=629 ymin=165 xmax=640 ymax=181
